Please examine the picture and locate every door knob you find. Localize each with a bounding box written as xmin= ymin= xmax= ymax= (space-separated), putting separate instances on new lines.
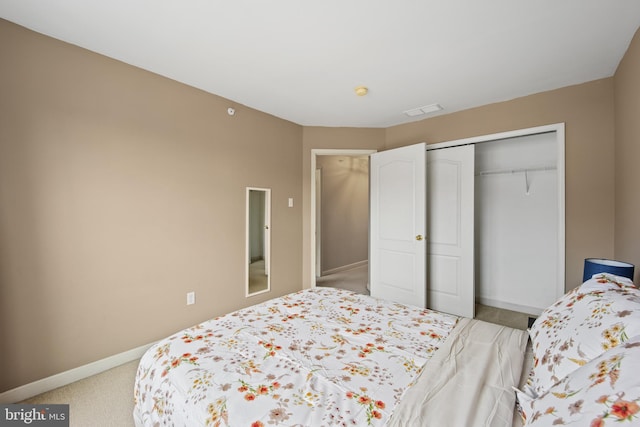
xmin=416 ymin=235 xmax=423 ymax=241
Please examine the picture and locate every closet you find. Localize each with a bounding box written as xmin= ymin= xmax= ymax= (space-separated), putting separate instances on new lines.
xmin=473 ymin=131 xmax=561 ymax=315
xmin=370 ymin=124 xmax=564 ymax=318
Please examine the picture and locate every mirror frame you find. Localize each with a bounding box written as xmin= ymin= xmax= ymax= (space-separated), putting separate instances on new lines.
xmin=246 ymin=187 xmax=271 ymax=297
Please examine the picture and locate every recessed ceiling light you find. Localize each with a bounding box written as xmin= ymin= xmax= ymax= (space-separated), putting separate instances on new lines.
xmin=403 ymin=103 xmax=444 ymax=117
xmin=354 ymin=86 xmax=368 ymax=96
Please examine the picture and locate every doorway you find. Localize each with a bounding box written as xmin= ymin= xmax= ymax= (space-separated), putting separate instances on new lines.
xmin=311 ymin=149 xmax=376 ymax=294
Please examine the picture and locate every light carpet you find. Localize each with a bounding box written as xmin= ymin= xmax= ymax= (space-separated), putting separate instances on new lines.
xmin=21 ymin=360 xmax=138 ymax=427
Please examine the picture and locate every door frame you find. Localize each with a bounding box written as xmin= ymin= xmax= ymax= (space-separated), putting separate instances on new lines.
xmin=426 ymin=123 xmax=566 ymax=304
xmin=314 ymin=168 xmax=322 ymax=277
xmin=310 ymin=149 xmax=377 ymax=286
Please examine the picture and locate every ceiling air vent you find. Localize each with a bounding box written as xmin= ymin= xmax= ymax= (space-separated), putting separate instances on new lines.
xmin=403 ymin=103 xmax=443 ymax=117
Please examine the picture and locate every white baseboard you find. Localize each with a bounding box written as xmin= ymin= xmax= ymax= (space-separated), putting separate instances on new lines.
xmin=321 ymin=260 xmax=368 ymax=276
xmin=476 ymin=297 xmax=543 ymax=317
xmin=0 ymin=342 xmax=154 ymax=404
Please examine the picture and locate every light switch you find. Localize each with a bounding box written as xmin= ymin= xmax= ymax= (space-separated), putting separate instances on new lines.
xmin=186 ymin=291 xmax=195 ymax=305
xmin=288 ymin=198 xmax=294 ymax=207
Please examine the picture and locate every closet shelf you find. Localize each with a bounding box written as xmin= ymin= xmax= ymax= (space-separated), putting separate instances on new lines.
xmin=476 ymin=166 xmax=556 ymax=196
xmin=476 ymin=166 xmax=556 ymax=176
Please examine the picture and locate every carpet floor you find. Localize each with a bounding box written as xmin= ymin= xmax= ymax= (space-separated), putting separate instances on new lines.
xmin=21 ymin=360 xmax=138 ymax=427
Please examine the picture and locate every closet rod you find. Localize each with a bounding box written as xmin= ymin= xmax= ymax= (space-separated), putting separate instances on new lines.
xmin=476 ymin=166 xmax=556 ymax=176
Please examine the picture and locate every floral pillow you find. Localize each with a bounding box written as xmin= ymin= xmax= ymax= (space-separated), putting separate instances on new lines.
xmin=516 ymin=335 xmax=640 ymax=426
xmin=580 ymin=273 xmax=636 ymax=292
xmin=526 ymin=275 xmax=640 ymax=396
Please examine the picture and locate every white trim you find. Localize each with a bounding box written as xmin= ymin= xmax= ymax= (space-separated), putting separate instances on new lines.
xmin=0 ymin=342 xmax=154 ymax=404
xmin=321 ymin=260 xmax=368 ymax=276
xmin=315 ymin=168 xmax=322 ymax=277
xmin=556 ymin=124 xmax=566 ymax=299
xmin=425 ymin=123 xmax=566 ymax=301
xmin=425 ymin=123 xmax=564 ymax=151
xmin=310 ymin=149 xmax=377 ymax=288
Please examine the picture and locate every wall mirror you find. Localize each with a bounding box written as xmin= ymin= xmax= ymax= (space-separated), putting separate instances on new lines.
xmin=246 ymin=187 xmax=271 ymax=296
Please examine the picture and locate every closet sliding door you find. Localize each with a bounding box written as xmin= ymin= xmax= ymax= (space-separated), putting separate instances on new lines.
xmin=370 ymin=126 xmax=562 ymax=317
xmin=426 ymin=145 xmax=475 ymax=318
xmin=369 ymin=143 xmax=476 ymax=318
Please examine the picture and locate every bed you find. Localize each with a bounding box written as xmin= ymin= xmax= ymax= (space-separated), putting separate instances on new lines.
xmin=133 ymin=287 xmax=528 ymax=426
xmin=133 ymin=274 xmax=640 ymax=426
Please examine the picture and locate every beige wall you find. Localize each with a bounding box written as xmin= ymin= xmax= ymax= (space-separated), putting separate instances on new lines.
xmin=0 ymin=19 xmax=303 ymax=393
xmin=614 ymin=28 xmax=640 ymax=278
xmin=315 ymin=155 xmax=369 ymax=273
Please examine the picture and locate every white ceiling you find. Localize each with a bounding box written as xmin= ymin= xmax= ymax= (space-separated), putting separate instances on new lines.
xmin=1 ymin=1 xmax=640 ymax=128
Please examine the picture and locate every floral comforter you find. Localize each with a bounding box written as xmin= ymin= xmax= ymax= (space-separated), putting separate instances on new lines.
xmin=133 ymin=287 xmax=459 ymax=426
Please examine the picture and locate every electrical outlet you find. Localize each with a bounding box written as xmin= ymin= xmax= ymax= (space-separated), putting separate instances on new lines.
xmin=186 ymin=291 xmax=195 ymax=305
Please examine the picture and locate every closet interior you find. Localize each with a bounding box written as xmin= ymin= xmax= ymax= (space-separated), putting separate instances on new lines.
xmin=472 ymin=131 xmax=562 ymax=315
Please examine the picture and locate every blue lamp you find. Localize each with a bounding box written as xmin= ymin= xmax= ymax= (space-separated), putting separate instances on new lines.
xmin=583 ymin=258 xmax=635 ymax=282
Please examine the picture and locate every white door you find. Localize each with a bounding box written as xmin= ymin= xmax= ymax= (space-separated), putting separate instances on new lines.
xmin=426 ymin=145 xmax=475 ymax=318
xmin=369 ymin=143 xmax=427 ymax=307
